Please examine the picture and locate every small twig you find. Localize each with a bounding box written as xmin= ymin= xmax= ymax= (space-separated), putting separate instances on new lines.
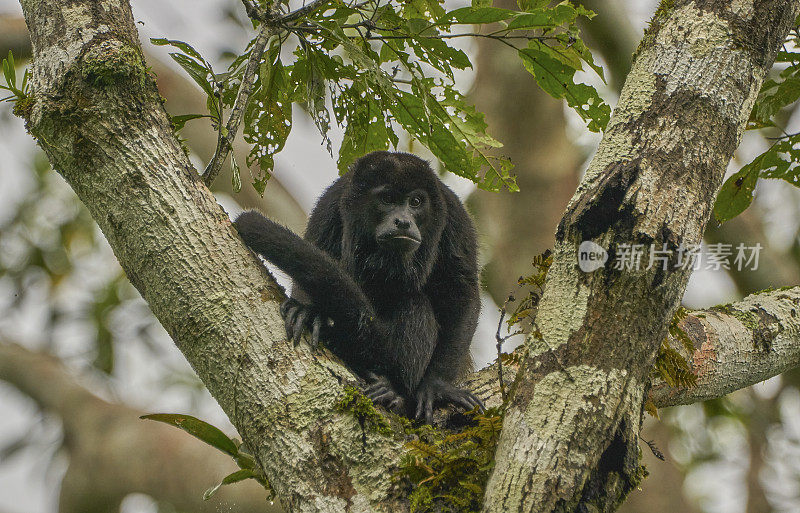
xmin=203 ymin=24 xmax=274 ymax=186
xmin=639 ymin=434 xmax=665 ymax=461
xmin=495 ymin=294 xmax=524 ymax=402
xmin=496 ymin=308 xmax=508 ymax=402
xmin=278 ymin=0 xmax=330 ymax=24
xmin=241 ymin=0 xmax=263 ymax=19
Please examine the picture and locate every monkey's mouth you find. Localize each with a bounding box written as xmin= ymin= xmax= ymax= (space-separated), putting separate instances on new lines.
xmin=378 ymin=233 xmax=421 ymax=251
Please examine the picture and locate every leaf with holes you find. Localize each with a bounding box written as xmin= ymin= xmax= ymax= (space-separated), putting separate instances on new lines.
xmin=244 ymin=42 xmax=291 ymax=194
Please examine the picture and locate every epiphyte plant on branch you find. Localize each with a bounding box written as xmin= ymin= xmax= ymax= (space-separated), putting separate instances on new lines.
xmin=153 ymin=0 xmax=611 ymax=195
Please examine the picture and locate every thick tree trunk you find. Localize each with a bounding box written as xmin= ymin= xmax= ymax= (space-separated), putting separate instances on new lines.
xmin=18 ymin=1 xmax=406 ymax=511
xmin=481 ymin=2 xmax=800 ymax=512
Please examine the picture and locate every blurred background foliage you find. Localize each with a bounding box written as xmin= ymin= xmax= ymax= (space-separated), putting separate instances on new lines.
xmin=1 ymin=1 xmax=800 ymax=512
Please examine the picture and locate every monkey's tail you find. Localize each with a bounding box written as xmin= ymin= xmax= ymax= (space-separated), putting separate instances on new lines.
xmin=233 ymin=210 xmax=375 ymax=330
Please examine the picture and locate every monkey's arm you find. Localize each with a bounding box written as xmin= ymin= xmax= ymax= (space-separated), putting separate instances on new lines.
xmin=234 ymin=210 xmax=370 ymax=334
xmin=282 ymin=179 xmax=345 ymax=344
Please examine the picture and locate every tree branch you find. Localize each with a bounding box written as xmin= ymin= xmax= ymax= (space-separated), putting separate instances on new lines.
xmin=462 ymin=287 xmax=800 ymax=412
xmin=650 ymin=286 xmax=800 ymax=407
xmin=17 ymin=0 xmax=407 ymax=511
xmin=203 ymin=24 xmax=276 ymax=186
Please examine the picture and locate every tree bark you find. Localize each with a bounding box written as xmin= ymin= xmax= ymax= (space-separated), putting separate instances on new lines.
xmin=481 ymin=2 xmax=800 ymax=512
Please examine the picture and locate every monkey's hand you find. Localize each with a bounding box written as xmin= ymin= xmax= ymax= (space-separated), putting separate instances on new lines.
xmin=414 ymin=377 xmax=484 ymax=425
xmin=365 ymin=372 xmax=406 ymax=413
xmin=280 ymin=298 xmax=327 ymax=348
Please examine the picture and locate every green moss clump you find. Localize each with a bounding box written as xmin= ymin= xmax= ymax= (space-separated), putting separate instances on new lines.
xmin=651 ymin=307 xmax=697 ymax=398
xmin=728 ymin=309 xmax=760 ymax=331
xmin=82 ymin=45 xmax=147 ymax=88
xmin=399 ymin=407 xmax=504 ymax=513
xmin=12 ymin=95 xmax=34 ymax=120
xmin=335 ymin=386 xmax=393 ymax=436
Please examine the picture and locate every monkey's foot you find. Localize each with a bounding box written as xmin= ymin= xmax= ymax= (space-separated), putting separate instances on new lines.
xmin=280 ymin=298 xmax=327 ymax=348
xmin=414 ymin=377 xmax=485 ymax=424
xmin=365 ymin=372 xmax=406 ymax=413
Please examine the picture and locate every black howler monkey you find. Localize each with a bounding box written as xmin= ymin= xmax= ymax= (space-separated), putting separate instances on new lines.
xmin=233 ymin=151 xmax=483 ymax=423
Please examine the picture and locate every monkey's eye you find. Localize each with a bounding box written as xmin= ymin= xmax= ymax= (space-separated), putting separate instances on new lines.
xmin=409 ymin=195 xmax=422 ymax=208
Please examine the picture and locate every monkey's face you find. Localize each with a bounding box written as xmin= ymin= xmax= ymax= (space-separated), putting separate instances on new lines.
xmin=370 ymin=185 xmax=429 ymax=254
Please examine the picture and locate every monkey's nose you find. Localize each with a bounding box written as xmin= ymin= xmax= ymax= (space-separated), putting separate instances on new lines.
xmin=394 ymin=218 xmax=411 ymax=229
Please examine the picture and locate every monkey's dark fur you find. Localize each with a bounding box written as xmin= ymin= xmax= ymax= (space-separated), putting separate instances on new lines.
xmin=234 ymin=151 xmax=482 ymax=422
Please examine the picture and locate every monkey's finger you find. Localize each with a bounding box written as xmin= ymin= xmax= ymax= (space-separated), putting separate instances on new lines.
xmin=425 ymin=399 xmax=434 ymax=425
xmin=415 ymin=397 xmax=424 ymax=420
xmin=311 ymin=315 xmax=322 ymax=348
xmin=284 ymin=306 xmax=300 ymax=340
xmin=388 ymin=398 xmax=404 ymax=412
xmin=372 ymin=391 xmax=395 ymax=404
xmin=366 ymin=371 xmax=380 ymax=382
xmin=453 ymin=395 xmax=475 ymax=412
xmin=366 ymin=387 xmax=389 ymax=400
xmin=293 ymin=310 xmax=309 ymax=346
xmin=469 ymin=393 xmax=486 ymax=412
xmin=280 ymin=299 xmax=294 ymax=318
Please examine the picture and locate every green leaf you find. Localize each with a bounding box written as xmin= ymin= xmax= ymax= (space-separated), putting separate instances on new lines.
xmin=140 ymin=414 xmax=239 ymax=457
xmin=445 ymin=6 xmax=517 ymax=24
xmin=517 ymin=0 xmax=550 ymax=10
xmin=244 ymin=40 xmax=291 ymax=192
xmin=296 ymin=48 xmax=333 ymax=153
xmin=518 ymin=43 xmax=610 ymax=132
xmin=5 ymin=50 xmax=16 ymax=87
xmin=751 ymin=75 xmax=800 ymax=127
xmin=506 ymin=4 xmax=579 ymax=30
xmin=714 ymin=132 xmax=800 ymax=223
xmin=338 ymin=87 xmax=391 ymax=173
xmin=150 ymin=38 xmax=207 ymax=63
xmin=401 ymin=0 xmax=445 ymax=20
xmin=203 ymin=469 xmax=257 ymax=501
xmin=169 ymin=53 xmax=215 ymax=99
xmin=409 ymin=32 xmax=472 ymax=76
xmin=171 ymin=113 xmax=209 ymax=132
xmin=713 ymin=164 xmax=759 ymax=223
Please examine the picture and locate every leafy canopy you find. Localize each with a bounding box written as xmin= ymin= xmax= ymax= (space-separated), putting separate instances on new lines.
xmin=151 ymin=0 xmax=609 ymax=194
